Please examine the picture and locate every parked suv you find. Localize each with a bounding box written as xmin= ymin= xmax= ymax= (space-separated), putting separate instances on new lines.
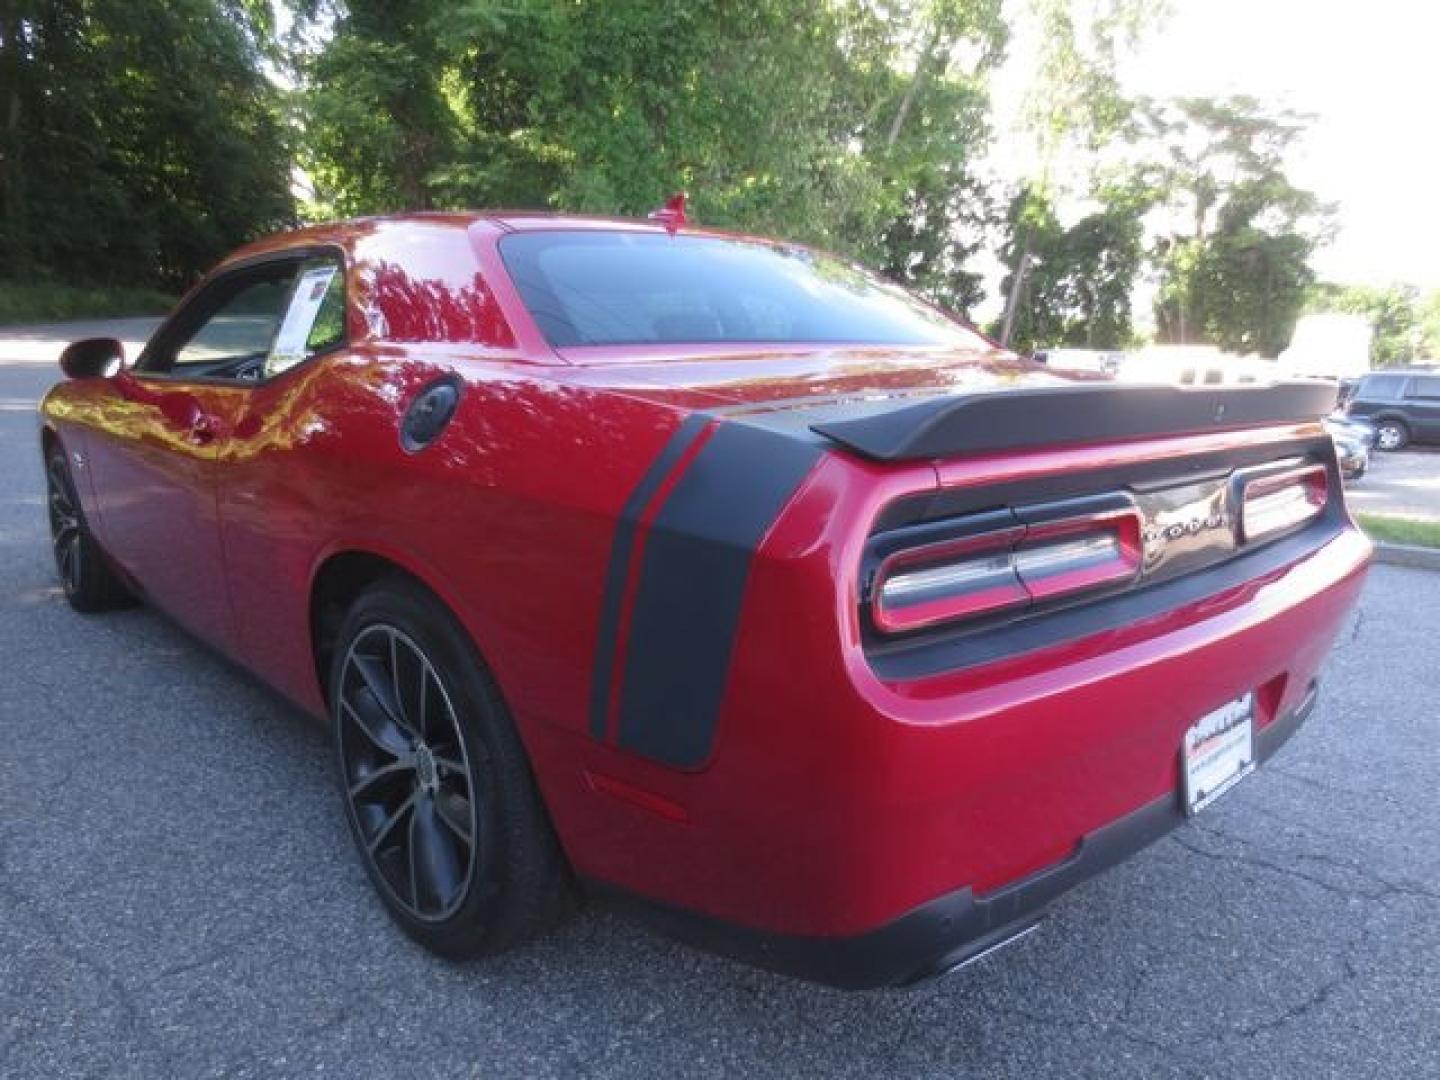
xmin=1345 ymin=370 xmax=1440 ymax=450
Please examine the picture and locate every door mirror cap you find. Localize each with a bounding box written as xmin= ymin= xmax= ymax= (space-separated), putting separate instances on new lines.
xmin=59 ymin=338 xmax=125 ymax=380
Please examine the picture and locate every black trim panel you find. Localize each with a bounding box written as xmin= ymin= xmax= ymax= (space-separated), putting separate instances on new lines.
xmin=863 ymin=436 xmax=1342 ymax=679
xmin=869 ymin=518 xmax=1343 ymax=680
xmin=616 ymin=424 xmax=821 ymax=766
xmin=590 ymin=684 xmax=1319 ymax=989
xmin=811 ymin=382 xmax=1337 ymax=462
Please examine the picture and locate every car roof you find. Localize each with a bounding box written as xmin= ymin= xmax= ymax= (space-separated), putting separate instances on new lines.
xmin=214 ymin=211 xmax=796 ymax=282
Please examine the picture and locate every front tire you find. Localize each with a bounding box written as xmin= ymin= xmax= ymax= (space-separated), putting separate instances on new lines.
xmin=1375 ymin=419 xmax=1409 ymax=451
xmin=45 ymin=444 xmax=133 ymax=612
xmin=330 ymin=578 xmax=570 ymax=958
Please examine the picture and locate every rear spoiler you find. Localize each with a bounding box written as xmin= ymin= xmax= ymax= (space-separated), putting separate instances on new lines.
xmin=809 ymin=382 xmax=1337 ymax=462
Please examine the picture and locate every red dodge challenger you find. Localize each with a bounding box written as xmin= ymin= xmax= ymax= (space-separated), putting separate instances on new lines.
xmin=40 ymin=209 xmax=1370 ymax=988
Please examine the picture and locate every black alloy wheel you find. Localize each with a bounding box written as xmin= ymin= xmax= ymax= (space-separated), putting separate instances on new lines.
xmin=336 ymin=623 xmax=479 ymax=922
xmin=45 ymin=444 xmax=132 ymax=612
xmin=330 ymin=579 xmax=570 ymax=957
xmin=47 ymin=451 xmax=84 ymax=600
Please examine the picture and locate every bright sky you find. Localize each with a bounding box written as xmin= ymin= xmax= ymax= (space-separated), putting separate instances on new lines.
xmin=1119 ymin=0 xmax=1440 ymax=290
xmin=976 ymin=0 xmax=1440 ymax=322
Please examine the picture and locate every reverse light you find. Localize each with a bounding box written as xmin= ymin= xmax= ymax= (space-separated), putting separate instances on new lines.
xmin=1240 ymin=464 xmax=1328 ymax=543
xmin=873 ymin=509 xmax=1143 ymax=634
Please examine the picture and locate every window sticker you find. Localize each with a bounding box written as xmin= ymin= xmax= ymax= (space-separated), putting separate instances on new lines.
xmin=266 ymin=264 xmax=339 ymax=377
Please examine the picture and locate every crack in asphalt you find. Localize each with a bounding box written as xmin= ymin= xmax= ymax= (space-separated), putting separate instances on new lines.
xmin=1235 ymin=957 xmax=1361 ymax=1040
xmin=0 ymin=833 xmax=172 ymax=1076
xmin=1179 ymin=821 xmax=1440 ymax=906
xmin=1333 ymin=606 xmax=1367 ymax=653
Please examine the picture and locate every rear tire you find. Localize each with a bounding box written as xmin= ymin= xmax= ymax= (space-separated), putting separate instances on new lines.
xmin=1375 ymin=419 xmax=1409 ymax=452
xmin=45 ymin=444 xmax=133 ymax=613
xmin=330 ymin=577 xmax=571 ymax=958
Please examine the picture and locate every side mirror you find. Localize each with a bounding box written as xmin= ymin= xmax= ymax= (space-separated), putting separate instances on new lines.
xmin=59 ymin=337 xmax=125 ymax=380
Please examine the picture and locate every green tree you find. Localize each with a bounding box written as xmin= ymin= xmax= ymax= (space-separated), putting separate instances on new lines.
xmin=1146 ymin=96 xmax=1332 ymax=356
xmin=0 ymin=0 xmax=293 ymax=290
xmin=991 ymin=181 xmax=1149 ymax=352
xmin=865 ymin=0 xmax=1007 ymax=317
xmin=293 ymin=0 xmax=1008 ymax=315
xmin=1306 ymin=282 xmax=1425 ymax=366
xmin=1420 ymin=290 xmax=1440 ymax=360
xmin=299 ymin=0 xmax=457 ymax=214
xmin=995 ymin=0 xmax=1169 ymax=344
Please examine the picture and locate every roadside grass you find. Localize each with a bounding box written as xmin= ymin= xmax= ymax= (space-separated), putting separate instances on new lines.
xmin=0 ymin=281 xmax=175 ymax=325
xmin=1357 ymin=513 xmax=1440 ymax=549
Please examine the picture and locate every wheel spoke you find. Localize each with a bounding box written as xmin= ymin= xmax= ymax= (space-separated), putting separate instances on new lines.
xmin=409 ymin=796 xmax=463 ymax=912
xmin=341 ymin=692 xmax=410 ymax=758
xmin=47 ymin=460 xmax=72 ymax=502
xmin=351 ymin=651 xmax=414 ymax=737
xmin=366 ymin=789 xmax=418 ymax=856
xmin=434 ymin=788 xmax=473 ymax=846
xmin=415 ymin=663 xmax=431 ymax=741
xmin=433 ymin=754 xmax=466 ymax=777
xmin=52 ymin=523 xmax=77 ymax=557
xmin=388 ymin=631 xmax=428 ymax=738
xmin=348 ymin=757 xmax=415 ymax=801
xmin=55 ymin=532 xmax=80 ymax=589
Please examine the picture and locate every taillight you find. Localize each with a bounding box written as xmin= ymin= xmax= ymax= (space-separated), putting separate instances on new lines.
xmin=1240 ymin=464 xmax=1328 ymax=543
xmin=873 ymin=508 xmax=1143 ymax=634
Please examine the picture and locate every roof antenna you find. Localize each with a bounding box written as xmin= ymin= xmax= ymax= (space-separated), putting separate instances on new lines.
xmin=647 ymin=192 xmax=688 ymax=235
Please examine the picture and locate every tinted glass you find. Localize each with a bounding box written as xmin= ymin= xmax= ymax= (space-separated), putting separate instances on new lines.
xmin=263 ymin=259 xmax=346 ymax=378
xmin=499 ymin=231 xmax=985 ymax=349
xmin=1359 ymin=374 xmax=1406 ymax=401
xmin=174 ymin=273 xmax=296 ymax=368
xmin=1407 ymin=375 xmax=1440 ymax=399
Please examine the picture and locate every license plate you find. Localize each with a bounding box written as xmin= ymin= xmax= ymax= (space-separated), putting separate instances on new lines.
xmin=1181 ymin=693 xmax=1256 ymax=815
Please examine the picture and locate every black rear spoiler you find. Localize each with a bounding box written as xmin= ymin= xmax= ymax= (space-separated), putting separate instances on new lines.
xmin=809 ymin=381 xmax=1337 ymax=462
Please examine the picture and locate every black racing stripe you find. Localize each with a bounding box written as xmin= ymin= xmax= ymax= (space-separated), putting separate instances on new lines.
xmin=589 ymin=413 xmax=713 ymax=740
xmin=616 ymin=423 xmax=822 ymax=767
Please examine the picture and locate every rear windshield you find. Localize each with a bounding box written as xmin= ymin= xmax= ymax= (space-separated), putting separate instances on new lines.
xmin=499 ymin=230 xmax=985 ymax=349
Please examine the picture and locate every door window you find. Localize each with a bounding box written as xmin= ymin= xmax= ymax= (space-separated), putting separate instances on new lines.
xmin=264 ymin=261 xmax=345 ymax=378
xmin=1405 ymin=376 xmax=1440 ymax=400
xmin=172 ymin=268 xmax=299 ymax=372
xmin=144 ymin=255 xmax=346 ymax=381
xmin=1359 ymin=374 xmax=1406 ymax=401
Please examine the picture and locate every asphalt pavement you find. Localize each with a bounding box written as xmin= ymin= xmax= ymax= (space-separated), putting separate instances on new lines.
xmin=1 ymin=338 xmax=1438 ymax=1079
xmin=1347 ymin=446 xmax=1440 ymax=522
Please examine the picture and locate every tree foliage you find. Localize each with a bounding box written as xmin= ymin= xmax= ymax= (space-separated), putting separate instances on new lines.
xmin=992 ymin=181 xmax=1149 ymax=351
xmin=1143 ymin=96 xmax=1333 ymax=356
xmin=1307 ymin=282 xmax=1440 ymax=366
xmin=0 ymin=0 xmax=294 ymax=291
xmin=1 ymin=0 xmax=1352 ymax=354
xmin=296 ymin=0 xmax=1006 ymax=317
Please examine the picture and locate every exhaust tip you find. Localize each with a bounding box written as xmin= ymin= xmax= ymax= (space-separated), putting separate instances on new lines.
xmin=936 ymin=920 xmax=1042 ymax=980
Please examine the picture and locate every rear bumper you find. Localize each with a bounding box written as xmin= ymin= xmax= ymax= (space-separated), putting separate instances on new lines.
xmin=597 ymin=684 xmax=1319 ymax=990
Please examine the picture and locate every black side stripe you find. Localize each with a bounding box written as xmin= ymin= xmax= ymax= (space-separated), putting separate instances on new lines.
xmin=589 ymin=413 xmax=713 ymax=739
xmin=616 ymin=423 xmax=822 ymax=767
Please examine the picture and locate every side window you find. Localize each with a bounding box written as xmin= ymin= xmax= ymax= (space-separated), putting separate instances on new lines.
xmin=264 ymin=259 xmax=346 ymax=378
xmin=1406 ymin=376 xmax=1440 ymax=400
xmin=1361 ymin=374 xmax=1405 ymax=401
xmin=172 ymin=270 xmax=298 ymax=370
